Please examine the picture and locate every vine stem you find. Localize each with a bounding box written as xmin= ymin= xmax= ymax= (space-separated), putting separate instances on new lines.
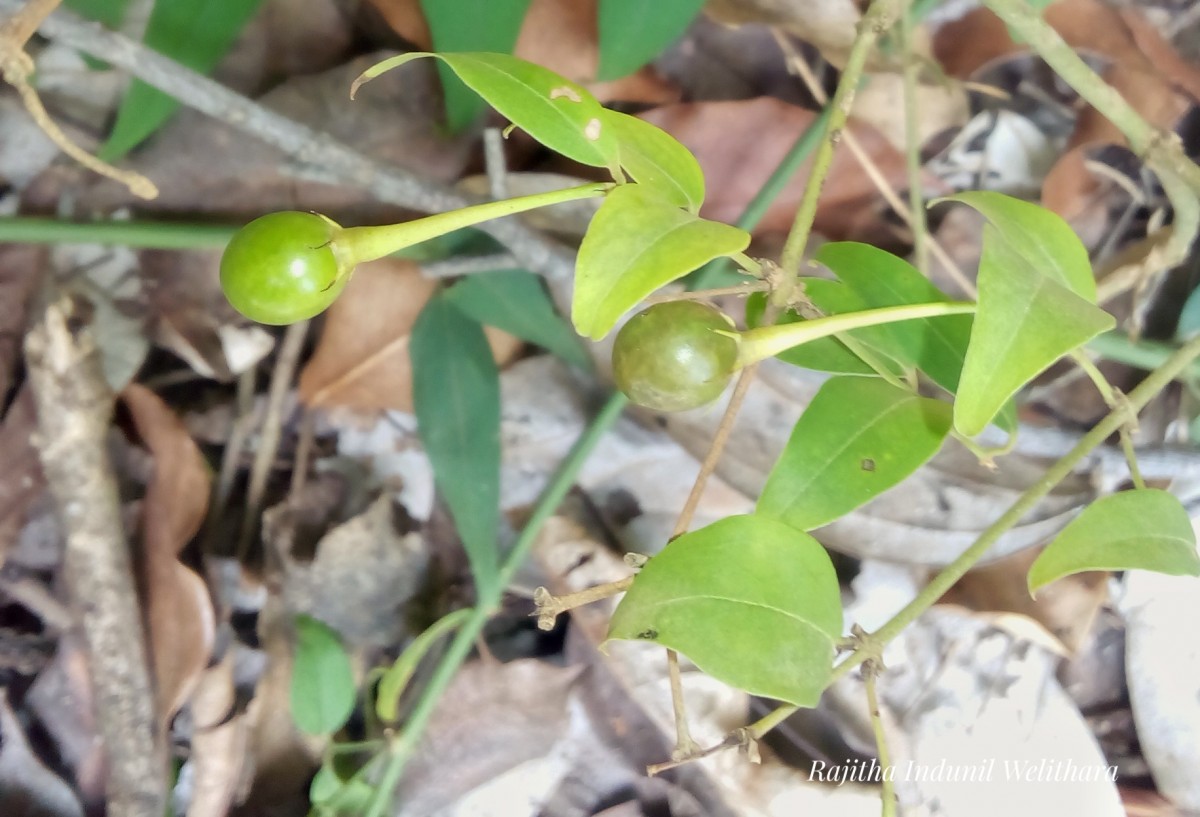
xmin=864 ymin=665 xmax=897 ymax=817
xmin=776 ymin=0 xmax=902 ymax=283
xmin=361 ymin=392 xmax=628 ymax=817
xmin=747 ymin=331 xmax=1200 ymax=741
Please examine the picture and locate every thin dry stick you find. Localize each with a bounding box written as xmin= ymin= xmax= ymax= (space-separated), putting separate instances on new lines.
xmin=25 ymin=296 xmax=165 ymax=817
xmin=0 ymin=0 xmax=157 ymax=198
xmin=771 ymin=29 xmax=976 ymax=297
xmin=0 ymin=0 xmax=575 ymax=282
xmin=236 ymin=320 xmax=310 ymax=561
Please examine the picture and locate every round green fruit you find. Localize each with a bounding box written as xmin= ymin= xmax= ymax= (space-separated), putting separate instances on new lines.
xmin=612 ymin=301 xmax=739 ymax=412
xmin=220 ymin=211 xmax=349 ymax=325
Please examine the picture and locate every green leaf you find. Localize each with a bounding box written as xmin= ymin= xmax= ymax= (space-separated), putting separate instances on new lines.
xmin=597 ymin=0 xmax=706 ymax=79
xmin=1177 ymin=286 xmax=1200 ymax=341
xmin=601 ymin=110 xmax=704 ymax=211
xmin=606 ymin=514 xmax=841 ymax=705
xmin=412 ymin=294 xmax=501 ymax=592
xmin=816 ymin=242 xmax=973 ymax=393
xmin=355 ymin=52 xmax=620 ymax=172
xmin=376 ymin=608 xmax=472 ymax=722
xmin=744 ymin=292 xmax=882 ymax=376
xmin=291 ymin=615 xmax=355 ymax=736
xmin=1028 ymin=489 xmax=1200 ymax=593
xmin=419 ymin=0 xmax=533 ymax=131
xmin=100 ymin=0 xmax=266 ymax=160
xmin=445 ymin=269 xmax=591 ymax=370
xmin=758 ymin=377 xmax=953 ymax=531
xmin=955 ymin=226 xmax=1114 ymax=437
xmin=944 ymin=191 xmax=1097 ymax=301
xmin=309 ymin=762 xmax=373 ymax=813
xmin=573 ymin=184 xmax=750 ymax=339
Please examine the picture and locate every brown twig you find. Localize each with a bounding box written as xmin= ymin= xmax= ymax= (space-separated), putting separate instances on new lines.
xmin=24 ymin=295 xmax=165 ymax=817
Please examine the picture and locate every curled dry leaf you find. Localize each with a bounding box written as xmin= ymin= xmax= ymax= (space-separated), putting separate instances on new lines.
xmin=298 ymin=258 xmax=521 ymax=413
xmin=639 ymin=98 xmax=913 ymax=243
xmin=121 ymin=384 xmax=217 ymax=730
xmin=366 ymin=0 xmax=679 ymax=104
xmin=182 ymin=653 xmax=249 ymax=817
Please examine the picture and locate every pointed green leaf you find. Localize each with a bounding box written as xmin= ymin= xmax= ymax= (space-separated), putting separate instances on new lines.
xmin=744 ymin=292 xmax=886 ymax=376
xmin=412 ymin=294 xmax=501 ymax=591
xmin=816 ymin=242 xmax=973 ymax=393
xmin=291 ymin=615 xmax=355 ymax=736
xmin=758 ymin=377 xmax=953 ymax=531
xmin=1028 ymin=489 xmax=1200 ymax=593
xmin=945 ymin=191 xmax=1097 ymax=301
xmin=597 ymin=0 xmax=707 ymax=79
xmin=606 ymin=515 xmax=841 ymax=705
xmin=376 ymin=608 xmax=473 ymax=722
xmin=955 ymin=226 xmax=1114 ymax=437
xmin=100 ymin=0 xmax=266 ymax=160
xmin=574 ymin=184 xmax=750 ymax=339
xmin=445 ymin=269 xmax=591 ymax=370
xmin=356 ymin=52 xmax=620 ymax=171
xmin=419 ymin=0 xmax=532 ymax=131
xmin=602 ymin=110 xmax=704 ymax=211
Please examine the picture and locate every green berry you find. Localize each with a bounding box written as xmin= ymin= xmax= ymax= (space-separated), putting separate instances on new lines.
xmin=612 ymin=301 xmax=739 ymax=412
xmin=220 ymin=211 xmax=349 ymax=325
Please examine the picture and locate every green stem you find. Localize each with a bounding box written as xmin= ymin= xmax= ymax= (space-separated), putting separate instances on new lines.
xmin=1071 ymin=350 xmax=1146 ymax=490
xmin=733 ymin=302 xmax=976 ymax=369
xmin=749 ymin=331 xmax=1200 ymax=741
xmin=362 ymin=391 xmax=629 ymax=817
xmin=777 ymin=0 xmax=901 ymax=281
xmin=0 ymin=216 xmax=235 ymax=248
xmin=864 ymin=669 xmax=897 ymax=817
xmin=337 ymin=182 xmax=612 ymax=265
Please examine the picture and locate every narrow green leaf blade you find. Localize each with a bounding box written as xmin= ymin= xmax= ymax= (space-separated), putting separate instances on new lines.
xmin=1028 ymin=489 xmax=1200 ymax=593
xmin=955 ymin=226 xmax=1114 ymax=437
xmin=419 ymin=0 xmax=532 ymax=131
xmin=291 ymin=615 xmax=355 ymax=736
xmin=101 ymin=0 xmax=266 ymax=159
xmin=602 ymin=110 xmax=704 ymax=211
xmin=573 ymin=185 xmax=750 ymax=339
xmin=945 ymin=191 xmax=1097 ymax=301
xmin=376 ymin=608 xmax=473 ymax=722
xmin=356 ymin=52 xmax=620 ymax=171
xmin=758 ymin=377 xmax=953 ymax=531
xmin=606 ymin=514 xmax=841 ymax=705
xmin=816 ymin=242 xmax=973 ymax=393
xmin=445 ymin=269 xmax=591 ymax=370
xmin=412 ymin=294 xmax=501 ymax=591
xmin=597 ymin=0 xmax=707 ymax=79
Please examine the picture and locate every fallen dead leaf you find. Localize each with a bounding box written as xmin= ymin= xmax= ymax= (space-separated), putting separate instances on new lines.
xmin=639 ymin=98 xmax=914 ymax=243
xmin=0 ymin=690 xmax=85 ymax=817
xmin=185 ymin=652 xmax=250 ymax=817
xmin=0 ymin=245 xmax=44 ymax=400
xmin=704 ymin=0 xmax=862 ymax=68
xmin=121 ymin=384 xmax=217 ymax=731
xmin=298 ymin=258 xmax=522 ymax=412
xmin=0 ymin=388 xmax=46 ymax=568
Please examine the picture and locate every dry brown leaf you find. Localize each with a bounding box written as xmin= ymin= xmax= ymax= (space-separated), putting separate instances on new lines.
xmin=366 ymin=0 xmax=679 ymax=105
xmin=640 ymin=98 xmax=912 ymax=242
xmin=121 ymin=384 xmax=217 ymax=731
xmin=704 ymin=0 xmax=861 ymax=67
xmin=0 ymin=245 xmax=44 ymax=400
xmin=298 ymin=258 xmax=521 ymax=412
xmin=186 ymin=653 xmax=250 ymax=817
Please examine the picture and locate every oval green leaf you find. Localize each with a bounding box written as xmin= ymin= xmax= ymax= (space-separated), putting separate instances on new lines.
xmin=1028 ymin=489 xmax=1200 ymax=594
xmin=573 ymin=184 xmax=750 ymax=339
xmin=944 ymin=191 xmax=1097 ymax=302
xmin=291 ymin=615 xmax=355 ymax=736
xmin=354 ymin=52 xmax=620 ymax=172
xmin=606 ymin=514 xmax=842 ymax=706
xmin=597 ymin=0 xmax=707 ymax=79
xmin=601 ymin=110 xmax=705 ymax=211
xmin=757 ymin=377 xmax=953 ymax=531
xmin=376 ymin=608 xmax=472 ymax=722
xmin=955 ymin=225 xmax=1114 ymax=437
xmin=412 ymin=294 xmax=501 ymax=592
